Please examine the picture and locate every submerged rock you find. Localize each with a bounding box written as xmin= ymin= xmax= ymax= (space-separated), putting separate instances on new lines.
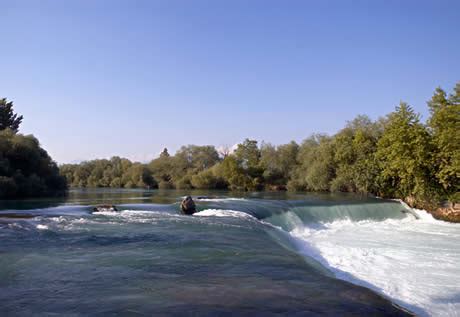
xmin=181 ymin=196 xmax=196 ymax=215
xmin=93 ymin=204 xmax=118 ymax=212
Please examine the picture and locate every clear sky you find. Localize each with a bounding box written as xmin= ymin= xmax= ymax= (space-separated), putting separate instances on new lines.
xmin=1 ymin=0 xmax=459 ymax=163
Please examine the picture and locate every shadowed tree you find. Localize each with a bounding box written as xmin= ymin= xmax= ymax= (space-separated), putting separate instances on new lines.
xmin=0 ymin=129 xmax=67 ymax=198
xmin=0 ymin=98 xmax=23 ymax=133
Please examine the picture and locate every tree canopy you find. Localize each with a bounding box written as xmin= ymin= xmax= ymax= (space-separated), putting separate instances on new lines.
xmin=3 ymin=83 xmax=456 ymax=206
xmin=0 ymin=129 xmax=67 ymax=198
xmin=0 ymin=98 xmax=23 ymax=133
xmin=427 ymin=86 xmax=460 ymax=201
xmin=55 ymin=82 xmax=460 ymax=207
xmin=0 ymin=99 xmax=66 ymax=198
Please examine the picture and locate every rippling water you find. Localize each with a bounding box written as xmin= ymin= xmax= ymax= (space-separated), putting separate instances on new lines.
xmin=1 ymin=189 xmax=458 ymax=316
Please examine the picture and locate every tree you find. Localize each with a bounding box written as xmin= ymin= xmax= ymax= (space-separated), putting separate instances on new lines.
xmin=427 ymin=84 xmax=460 ymax=201
xmin=175 ymin=145 xmax=220 ymax=172
xmin=289 ymin=134 xmax=336 ymax=191
xmin=0 ymin=98 xmax=23 ymax=133
xmin=376 ymin=103 xmax=435 ymax=204
xmin=52 ymin=81 xmax=459 ymax=204
xmin=331 ymin=115 xmax=381 ymax=193
xmin=123 ymin=163 xmax=156 ymax=188
xmin=214 ymin=155 xmax=253 ymax=191
xmin=149 ymin=153 xmax=174 ymax=184
xmin=191 ymin=169 xmax=221 ymax=189
xmin=60 ymin=156 xmax=158 ymax=189
xmin=260 ymin=141 xmax=299 ymax=187
xmin=160 ymin=148 xmax=170 ymax=158
xmin=234 ymin=139 xmax=260 ymax=170
xmin=0 ymin=129 xmax=67 ymax=198
xmin=218 ymin=145 xmax=231 ymax=158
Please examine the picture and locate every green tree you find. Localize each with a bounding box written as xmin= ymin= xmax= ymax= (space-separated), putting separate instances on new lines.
xmin=260 ymin=141 xmax=299 ymax=188
xmin=214 ymin=155 xmax=253 ymax=191
xmin=427 ymin=85 xmax=460 ymax=201
xmin=0 ymin=98 xmax=23 ymax=133
xmin=0 ymin=129 xmax=67 ymax=198
xmin=235 ymin=139 xmax=260 ymax=170
xmin=175 ymin=145 xmax=220 ymax=173
xmin=149 ymin=153 xmax=174 ymax=184
xmin=376 ymin=103 xmax=435 ymax=204
xmin=191 ymin=168 xmax=220 ymax=189
xmin=233 ymin=139 xmax=264 ymax=189
xmin=331 ymin=115 xmax=381 ymax=193
xmin=289 ymin=135 xmax=336 ymax=191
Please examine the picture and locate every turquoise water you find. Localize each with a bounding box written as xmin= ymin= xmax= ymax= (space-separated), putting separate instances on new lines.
xmin=0 ymin=189 xmax=417 ymax=315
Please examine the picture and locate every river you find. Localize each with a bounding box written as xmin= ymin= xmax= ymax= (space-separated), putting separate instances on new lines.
xmin=1 ymin=189 xmax=459 ymax=316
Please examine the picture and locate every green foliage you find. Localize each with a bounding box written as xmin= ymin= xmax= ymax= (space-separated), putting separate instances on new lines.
xmin=0 ymin=98 xmax=23 ymax=133
xmin=62 ymin=145 xmax=222 ymax=190
xmin=289 ymin=135 xmax=335 ymax=191
xmin=331 ymin=116 xmax=381 ymax=193
xmin=231 ymin=139 xmax=264 ymax=190
xmin=375 ymin=103 xmax=435 ymax=203
xmin=50 ymin=82 xmax=459 ymax=205
xmin=148 ymin=151 xmax=174 ymax=183
xmin=191 ymin=169 xmax=221 ymax=189
xmin=0 ymin=129 xmax=66 ymax=198
xmin=176 ymin=145 xmax=220 ymax=172
xmin=61 ymin=157 xmax=156 ymax=189
xmin=158 ymin=180 xmax=174 ymax=189
xmin=175 ymin=175 xmax=193 ymax=190
xmin=235 ymin=139 xmax=261 ymax=170
xmin=260 ymin=141 xmax=299 ymax=187
xmin=211 ymin=156 xmax=250 ymax=191
xmin=148 ymin=145 xmax=220 ymax=188
xmin=427 ymin=86 xmax=460 ymax=200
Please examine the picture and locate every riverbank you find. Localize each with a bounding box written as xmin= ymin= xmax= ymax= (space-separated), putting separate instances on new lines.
xmin=402 ymin=197 xmax=460 ymax=223
xmin=429 ymin=204 xmax=460 ymax=223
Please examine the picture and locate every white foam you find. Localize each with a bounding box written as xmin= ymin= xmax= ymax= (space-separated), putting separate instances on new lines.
xmin=290 ymin=213 xmax=460 ymax=316
xmin=194 ymin=209 xmax=256 ymax=220
xmin=93 ymin=210 xmax=163 ymax=217
xmin=195 ymin=197 xmax=248 ymax=202
xmin=91 ymin=209 xmax=185 ymax=224
xmin=36 ymin=224 xmax=49 ymax=230
xmin=92 ymin=211 xmax=122 ymax=216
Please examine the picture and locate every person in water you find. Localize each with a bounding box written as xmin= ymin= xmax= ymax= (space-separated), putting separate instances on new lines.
xmin=181 ymin=196 xmax=197 ymax=215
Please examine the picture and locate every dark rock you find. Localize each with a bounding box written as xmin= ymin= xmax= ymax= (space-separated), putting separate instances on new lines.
xmin=181 ymin=196 xmax=196 ymax=215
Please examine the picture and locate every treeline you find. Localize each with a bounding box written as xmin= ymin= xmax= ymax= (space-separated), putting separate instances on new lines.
xmin=0 ymin=99 xmax=67 ymax=198
xmin=60 ymin=157 xmax=155 ymax=189
xmin=60 ymin=83 xmax=459 ymax=207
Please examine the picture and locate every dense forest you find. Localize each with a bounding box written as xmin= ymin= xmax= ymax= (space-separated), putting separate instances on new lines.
xmin=0 ymin=98 xmax=67 ymax=198
xmin=60 ymin=83 xmax=459 ymax=208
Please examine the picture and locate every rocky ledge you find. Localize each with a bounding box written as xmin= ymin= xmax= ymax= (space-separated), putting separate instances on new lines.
xmin=430 ymin=203 xmax=460 ymax=223
xmin=403 ymin=197 xmax=460 ymax=223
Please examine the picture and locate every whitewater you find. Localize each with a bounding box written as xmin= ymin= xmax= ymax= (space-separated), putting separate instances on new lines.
xmin=1 ymin=190 xmax=458 ymax=316
xmin=283 ymin=207 xmax=460 ymax=317
xmin=187 ymin=199 xmax=460 ymax=316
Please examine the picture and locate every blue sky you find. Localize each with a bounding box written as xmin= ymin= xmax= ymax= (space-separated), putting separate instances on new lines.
xmin=1 ymin=0 xmax=459 ymax=163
